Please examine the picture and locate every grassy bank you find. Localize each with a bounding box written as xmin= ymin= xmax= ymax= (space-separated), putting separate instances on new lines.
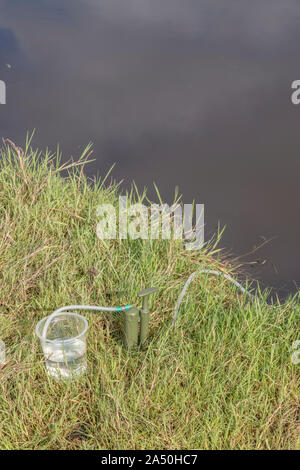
xmin=0 ymin=138 xmax=299 ymax=450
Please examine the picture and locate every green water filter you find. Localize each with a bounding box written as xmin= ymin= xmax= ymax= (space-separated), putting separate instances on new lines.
xmin=123 ymin=306 xmax=139 ymax=348
xmin=138 ymin=287 xmax=158 ymax=345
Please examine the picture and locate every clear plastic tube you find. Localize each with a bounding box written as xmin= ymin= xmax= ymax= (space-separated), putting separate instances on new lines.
xmin=41 ymin=271 xmax=255 ymax=338
xmin=172 ymin=270 xmax=254 ymax=326
xmin=41 ymin=304 xmax=133 ymax=339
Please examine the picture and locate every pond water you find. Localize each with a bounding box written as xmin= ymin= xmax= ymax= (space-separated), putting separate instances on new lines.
xmin=1 ymin=0 xmax=300 ymax=298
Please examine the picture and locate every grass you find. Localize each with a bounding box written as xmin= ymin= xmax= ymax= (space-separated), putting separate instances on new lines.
xmin=0 ymin=137 xmax=299 ymax=450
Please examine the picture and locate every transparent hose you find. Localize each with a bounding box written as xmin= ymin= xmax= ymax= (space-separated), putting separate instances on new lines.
xmin=41 ymin=271 xmax=255 ymax=337
xmin=172 ymin=270 xmax=255 ymax=326
xmin=41 ymin=304 xmax=133 ymax=339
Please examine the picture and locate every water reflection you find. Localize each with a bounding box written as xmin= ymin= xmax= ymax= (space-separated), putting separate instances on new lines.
xmin=1 ymin=0 xmax=300 ymax=297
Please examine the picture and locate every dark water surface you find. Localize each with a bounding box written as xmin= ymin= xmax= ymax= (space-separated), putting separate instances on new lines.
xmin=1 ymin=0 xmax=300 ymax=297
